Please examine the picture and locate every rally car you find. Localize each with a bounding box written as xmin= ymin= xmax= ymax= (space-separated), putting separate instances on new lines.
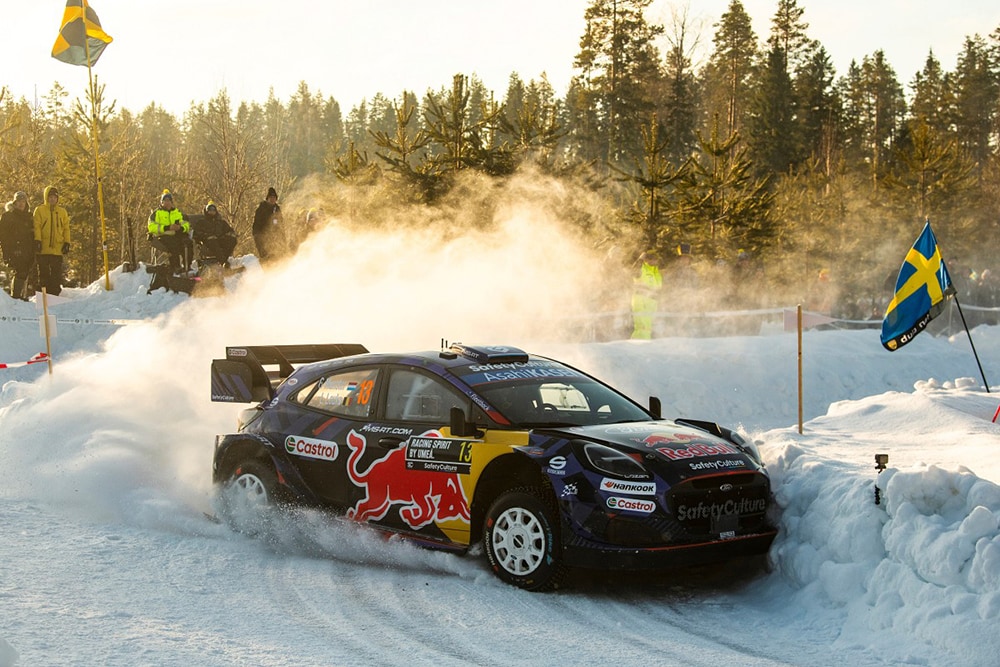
xmin=210 ymin=343 xmax=777 ymax=590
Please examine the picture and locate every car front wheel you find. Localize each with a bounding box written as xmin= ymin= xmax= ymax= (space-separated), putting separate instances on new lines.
xmin=483 ymin=488 xmax=565 ymax=591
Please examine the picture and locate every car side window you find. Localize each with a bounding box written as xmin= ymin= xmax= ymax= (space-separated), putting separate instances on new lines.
xmin=385 ymin=369 xmax=466 ymax=422
xmin=302 ymin=368 xmax=380 ymax=418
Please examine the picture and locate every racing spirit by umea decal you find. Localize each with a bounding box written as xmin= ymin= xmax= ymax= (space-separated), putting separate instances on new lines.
xmin=285 ymin=435 xmax=339 ymax=462
xmin=344 ymin=429 xmax=471 ymax=530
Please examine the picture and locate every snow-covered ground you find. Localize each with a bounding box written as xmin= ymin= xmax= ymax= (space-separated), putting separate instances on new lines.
xmin=2 ymin=219 xmax=1000 ymax=666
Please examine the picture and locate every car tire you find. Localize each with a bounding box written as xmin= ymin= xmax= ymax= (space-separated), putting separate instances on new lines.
xmin=483 ymin=488 xmax=565 ymax=591
xmin=218 ymin=460 xmax=286 ymax=537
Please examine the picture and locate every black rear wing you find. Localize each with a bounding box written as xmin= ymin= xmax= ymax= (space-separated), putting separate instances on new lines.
xmin=210 ymin=344 xmax=368 ymax=403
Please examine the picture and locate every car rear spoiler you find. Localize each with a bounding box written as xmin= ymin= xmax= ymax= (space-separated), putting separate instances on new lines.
xmin=210 ymin=344 xmax=368 ymax=403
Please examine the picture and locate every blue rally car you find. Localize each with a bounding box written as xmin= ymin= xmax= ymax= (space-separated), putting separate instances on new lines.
xmin=210 ymin=343 xmax=777 ymax=590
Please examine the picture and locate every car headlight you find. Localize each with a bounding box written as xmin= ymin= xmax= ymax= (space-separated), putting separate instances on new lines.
xmin=582 ymin=443 xmax=650 ymax=480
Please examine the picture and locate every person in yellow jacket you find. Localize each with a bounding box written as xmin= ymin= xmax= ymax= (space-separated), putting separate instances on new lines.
xmin=630 ymin=250 xmax=662 ymax=339
xmin=148 ymin=190 xmax=194 ymax=275
xmin=33 ymin=185 xmax=71 ymax=296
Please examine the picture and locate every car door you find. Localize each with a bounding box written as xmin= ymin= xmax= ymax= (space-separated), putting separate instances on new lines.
xmin=341 ymin=367 xmax=474 ymax=542
xmin=283 ymin=365 xmax=381 ymax=507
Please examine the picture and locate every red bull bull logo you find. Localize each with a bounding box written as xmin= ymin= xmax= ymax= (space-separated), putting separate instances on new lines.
xmin=345 ymin=429 xmax=471 ymax=530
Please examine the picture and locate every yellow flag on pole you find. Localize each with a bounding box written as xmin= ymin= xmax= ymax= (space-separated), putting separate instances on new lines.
xmin=52 ymin=0 xmax=113 ymax=67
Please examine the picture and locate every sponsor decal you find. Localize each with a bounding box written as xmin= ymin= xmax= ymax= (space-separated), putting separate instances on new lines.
xmin=345 ymin=429 xmax=471 ymax=529
xmin=605 ymin=425 xmax=652 ymax=435
xmin=675 ymin=497 xmax=767 ymax=521
xmin=211 ymin=394 xmax=235 ymax=402
xmin=657 ymin=442 xmax=739 ymax=461
xmin=360 ymin=423 xmax=416 ymax=436
xmin=287 ymin=378 xmax=298 ymax=386
xmin=284 ymin=435 xmax=339 ymax=462
xmin=228 ymin=348 xmax=247 ymax=357
xmin=606 ymin=496 xmax=656 ymax=513
xmin=405 ymin=436 xmax=473 ymax=475
xmin=547 ymin=455 xmax=567 ymax=475
xmin=643 ymin=432 xmax=700 ymax=447
xmin=600 ymin=478 xmax=656 ymax=496
xmin=463 ymin=361 xmax=585 ymax=386
xmin=561 ymin=483 xmax=578 ymax=498
xmin=688 ymin=459 xmax=745 ymax=471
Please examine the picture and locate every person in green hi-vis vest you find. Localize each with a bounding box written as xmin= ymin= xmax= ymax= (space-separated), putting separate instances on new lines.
xmin=630 ymin=250 xmax=662 ymax=339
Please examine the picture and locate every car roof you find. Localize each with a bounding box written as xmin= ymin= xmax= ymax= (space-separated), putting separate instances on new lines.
xmin=305 ymin=344 xmax=542 ymax=375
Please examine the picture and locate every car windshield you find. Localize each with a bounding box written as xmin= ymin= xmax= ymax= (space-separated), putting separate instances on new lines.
xmin=475 ymin=377 xmax=652 ymax=427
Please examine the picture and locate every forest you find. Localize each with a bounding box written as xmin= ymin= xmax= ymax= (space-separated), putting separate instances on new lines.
xmin=2 ymin=0 xmax=1000 ymax=318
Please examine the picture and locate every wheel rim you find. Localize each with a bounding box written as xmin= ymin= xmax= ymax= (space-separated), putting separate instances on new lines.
xmin=232 ymin=472 xmax=269 ymax=508
xmin=491 ymin=507 xmax=546 ymax=576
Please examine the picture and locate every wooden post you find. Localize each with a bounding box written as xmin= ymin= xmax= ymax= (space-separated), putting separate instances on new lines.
xmin=797 ymin=304 xmax=803 ymax=434
xmin=42 ymin=288 xmax=53 ymax=375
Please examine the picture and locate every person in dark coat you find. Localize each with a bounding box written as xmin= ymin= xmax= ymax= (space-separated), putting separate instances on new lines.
xmin=192 ymin=202 xmax=237 ymax=266
xmin=0 ymin=191 xmax=37 ymax=300
xmin=252 ymin=187 xmax=283 ymax=262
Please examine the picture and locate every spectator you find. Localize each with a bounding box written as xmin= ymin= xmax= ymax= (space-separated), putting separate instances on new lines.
xmin=630 ymin=249 xmax=662 ymax=339
xmin=0 ymin=191 xmax=36 ymax=300
xmin=33 ymin=185 xmax=71 ymax=296
xmin=252 ymin=186 xmax=283 ymax=262
xmin=192 ymin=201 xmax=237 ymax=267
xmin=148 ymin=190 xmax=193 ymax=275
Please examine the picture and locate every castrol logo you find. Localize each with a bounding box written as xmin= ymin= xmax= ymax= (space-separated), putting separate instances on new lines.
xmin=606 ymin=496 xmax=656 ymax=514
xmin=285 ymin=435 xmax=339 ymax=462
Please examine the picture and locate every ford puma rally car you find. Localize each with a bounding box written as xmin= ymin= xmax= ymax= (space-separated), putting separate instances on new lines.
xmin=210 ymin=343 xmax=776 ymax=590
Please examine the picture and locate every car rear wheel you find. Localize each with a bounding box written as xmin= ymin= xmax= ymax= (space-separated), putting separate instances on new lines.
xmin=218 ymin=460 xmax=285 ymax=536
xmin=484 ymin=488 xmax=565 ymax=591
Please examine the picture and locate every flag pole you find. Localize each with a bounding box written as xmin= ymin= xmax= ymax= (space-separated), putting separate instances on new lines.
xmin=82 ymin=6 xmax=111 ymax=291
xmin=952 ymin=295 xmax=991 ymax=393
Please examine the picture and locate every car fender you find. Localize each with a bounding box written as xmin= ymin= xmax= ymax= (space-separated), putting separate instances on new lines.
xmin=213 ymin=433 xmax=313 ymax=500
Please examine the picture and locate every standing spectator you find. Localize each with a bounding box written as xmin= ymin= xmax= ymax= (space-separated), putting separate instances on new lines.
xmin=192 ymin=201 xmax=237 ymax=266
xmin=0 ymin=191 xmax=36 ymax=300
xmin=148 ymin=190 xmax=193 ymax=275
xmin=252 ymin=187 xmax=283 ymax=262
xmin=33 ymin=185 xmax=71 ymax=296
xmin=630 ymin=249 xmax=662 ymax=339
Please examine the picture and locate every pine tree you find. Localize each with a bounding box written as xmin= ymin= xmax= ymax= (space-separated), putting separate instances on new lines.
xmin=613 ymin=115 xmax=688 ymax=250
xmin=952 ymin=36 xmax=998 ymax=180
xmin=793 ymin=44 xmax=840 ymax=173
xmin=838 ymin=51 xmax=905 ymax=193
xmin=701 ymin=0 xmax=758 ymax=138
xmin=657 ymin=5 xmax=699 ymax=163
xmin=746 ymin=45 xmax=796 ymax=177
xmin=909 ymin=51 xmax=952 ymax=134
xmin=572 ymin=0 xmax=664 ymax=165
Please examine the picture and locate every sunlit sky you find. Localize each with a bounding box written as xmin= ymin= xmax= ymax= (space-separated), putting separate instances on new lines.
xmin=6 ymin=1 xmax=1000 ymax=117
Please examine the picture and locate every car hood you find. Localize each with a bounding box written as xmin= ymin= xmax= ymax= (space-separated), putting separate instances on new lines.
xmin=538 ymin=420 xmax=762 ymax=472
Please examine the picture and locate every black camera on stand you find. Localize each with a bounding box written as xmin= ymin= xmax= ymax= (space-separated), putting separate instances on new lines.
xmin=874 ymin=453 xmax=888 ymax=505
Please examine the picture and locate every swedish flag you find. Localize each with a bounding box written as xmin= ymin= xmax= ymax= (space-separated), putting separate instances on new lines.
xmin=880 ymin=222 xmax=955 ymax=351
xmin=52 ymin=0 xmax=113 ymax=67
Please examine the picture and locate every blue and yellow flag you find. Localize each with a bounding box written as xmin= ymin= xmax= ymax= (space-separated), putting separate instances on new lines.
xmin=51 ymin=0 xmax=113 ymax=67
xmin=881 ymin=222 xmax=955 ymax=351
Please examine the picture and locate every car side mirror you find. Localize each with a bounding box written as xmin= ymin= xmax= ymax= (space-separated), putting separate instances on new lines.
xmin=450 ymin=406 xmax=482 ymax=438
xmin=648 ymin=396 xmax=662 ymax=419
